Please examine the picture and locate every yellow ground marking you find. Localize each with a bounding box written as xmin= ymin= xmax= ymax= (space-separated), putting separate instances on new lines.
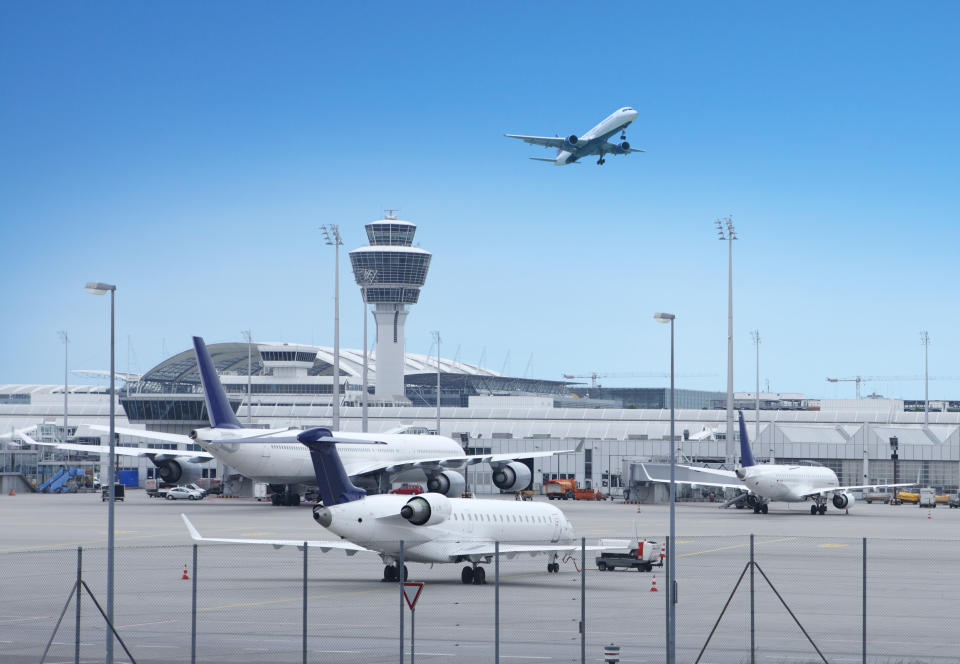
xmin=818 ymin=543 xmax=848 ymax=548
xmin=678 ymin=537 xmax=795 ymax=558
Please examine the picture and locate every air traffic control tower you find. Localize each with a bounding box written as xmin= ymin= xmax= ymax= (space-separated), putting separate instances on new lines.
xmin=349 ymin=214 xmax=432 ymax=401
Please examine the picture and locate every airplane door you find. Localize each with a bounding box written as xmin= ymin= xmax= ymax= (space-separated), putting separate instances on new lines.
xmin=261 ymin=444 xmax=270 ymax=458
xmin=550 ymin=513 xmax=561 ymax=543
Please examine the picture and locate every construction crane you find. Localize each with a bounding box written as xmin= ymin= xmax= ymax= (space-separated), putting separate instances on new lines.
xmin=825 ymin=375 xmax=959 ymax=399
xmin=562 ymin=371 xmax=713 ymax=388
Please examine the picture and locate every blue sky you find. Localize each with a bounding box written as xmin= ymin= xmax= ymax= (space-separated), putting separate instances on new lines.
xmin=2 ymin=1 xmax=958 ymax=400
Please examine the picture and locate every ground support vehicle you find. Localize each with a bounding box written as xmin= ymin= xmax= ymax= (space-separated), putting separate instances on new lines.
xmin=514 ymin=490 xmax=534 ymax=501
xmin=596 ymin=540 xmax=662 ymax=572
xmin=101 ymin=484 xmax=125 ymax=502
xmin=918 ymin=487 xmax=937 ymax=508
xmin=949 ymin=495 xmax=960 ymax=508
xmin=864 ymin=492 xmax=891 ymax=504
xmin=389 ymin=483 xmax=424 ymax=495
xmin=544 ymin=478 xmax=604 ymax=500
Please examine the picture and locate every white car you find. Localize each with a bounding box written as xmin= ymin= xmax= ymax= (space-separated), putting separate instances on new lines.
xmin=165 ymin=486 xmax=204 ymax=501
xmin=184 ymin=483 xmax=208 ymax=498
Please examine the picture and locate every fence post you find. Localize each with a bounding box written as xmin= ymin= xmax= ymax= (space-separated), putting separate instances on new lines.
xmin=399 ymin=540 xmax=405 ymax=664
xmin=303 ymin=541 xmax=308 ymax=664
xmin=862 ymin=537 xmax=866 ymax=664
xmin=74 ymin=547 xmax=81 ymax=664
xmin=665 ymin=535 xmax=669 ymax=658
xmin=495 ymin=541 xmax=500 ymax=664
xmin=750 ymin=533 xmax=755 ymax=664
xmin=581 ymin=536 xmax=586 ymax=664
xmin=191 ymin=543 xmax=197 ymax=664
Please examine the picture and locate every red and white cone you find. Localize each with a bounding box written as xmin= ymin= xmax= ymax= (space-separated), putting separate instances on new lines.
xmin=649 ymin=574 xmax=658 ymax=592
xmin=182 ymin=565 xmax=190 ymax=581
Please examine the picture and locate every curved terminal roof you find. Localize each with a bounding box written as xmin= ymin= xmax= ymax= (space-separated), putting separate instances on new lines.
xmin=133 ymin=341 xmax=502 ymax=392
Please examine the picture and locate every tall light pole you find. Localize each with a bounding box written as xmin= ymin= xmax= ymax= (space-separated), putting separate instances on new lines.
xmin=320 ymin=224 xmax=343 ymax=430
xmin=921 ymin=331 xmax=930 ymax=427
xmin=85 ymin=281 xmax=116 ymax=664
xmin=241 ymin=330 xmax=253 ymax=425
xmin=58 ymin=331 xmax=69 ymax=440
xmin=654 ymin=311 xmax=676 ymax=664
xmin=357 ymin=268 xmax=377 ymax=432
xmin=716 ymin=217 xmax=737 ymax=465
xmin=751 ymin=329 xmax=760 ymax=456
xmin=433 ymin=331 xmax=441 ymax=435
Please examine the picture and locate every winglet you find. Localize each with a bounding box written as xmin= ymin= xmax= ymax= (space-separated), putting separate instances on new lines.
xmin=181 ymin=514 xmax=204 ymax=541
xmin=193 ymin=337 xmax=242 ymax=429
xmin=296 ymin=429 xmax=368 ymax=506
xmin=738 ymin=411 xmax=756 ymax=467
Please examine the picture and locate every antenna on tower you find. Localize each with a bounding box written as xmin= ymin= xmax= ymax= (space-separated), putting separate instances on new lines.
xmin=384 ymin=209 xmax=400 ymax=220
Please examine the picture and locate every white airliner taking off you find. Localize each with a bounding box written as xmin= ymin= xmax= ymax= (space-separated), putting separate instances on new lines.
xmin=183 ymin=429 xmax=615 ymax=584
xmin=505 ymin=107 xmax=644 ymax=165
xmin=30 ymin=337 xmax=567 ymax=505
xmin=639 ymin=412 xmax=913 ymax=515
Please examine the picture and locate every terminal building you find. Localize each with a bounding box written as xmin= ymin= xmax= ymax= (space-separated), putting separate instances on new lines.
xmin=3 ymin=215 xmax=960 ymax=497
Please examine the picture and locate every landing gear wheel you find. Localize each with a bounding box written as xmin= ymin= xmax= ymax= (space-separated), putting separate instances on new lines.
xmin=547 ymin=562 xmax=559 ymax=573
xmin=271 ymin=493 xmax=281 ymax=506
xmin=761 ymin=504 xmax=769 ymax=514
xmin=473 ymin=567 xmax=486 ymax=585
xmin=461 ymin=566 xmax=474 ymax=584
xmin=384 ymin=565 xmax=397 ymax=582
xmin=597 ymin=561 xmax=608 ymax=571
xmin=810 ymin=505 xmax=817 ymax=515
xmin=818 ymin=504 xmax=827 ymax=515
xmin=753 ymin=505 xmax=761 ymax=514
xmin=402 ymin=565 xmax=408 ymax=581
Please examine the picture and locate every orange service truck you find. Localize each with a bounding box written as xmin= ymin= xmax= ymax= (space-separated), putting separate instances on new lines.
xmin=544 ymin=478 xmax=604 ymax=501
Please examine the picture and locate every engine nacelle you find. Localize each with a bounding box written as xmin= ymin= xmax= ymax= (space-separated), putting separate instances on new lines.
xmin=426 ymin=470 xmax=465 ymax=497
xmin=154 ymin=456 xmax=204 ymax=485
xmin=401 ymin=494 xmax=452 ymax=526
xmin=832 ymin=492 xmax=856 ymax=509
xmin=492 ymin=462 xmax=532 ymax=492
xmin=563 ymin=134 xmax=579 ymax=149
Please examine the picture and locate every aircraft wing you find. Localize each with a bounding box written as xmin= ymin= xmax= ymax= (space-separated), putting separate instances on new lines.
xmin=503 ymin=134 xmax=566 ymax=149
xmin=450 ymin=542 xmax=618 ymax=559
xmin=347 ymin=449 xmax=574 ymax=478
xmin=800 ymin=482 xmax=916 ymax=499
xmin=88 ymin=424 xmax=192 ymax=444
xmin=26 ymin=438 xmax=213 ymax=462
xmin=181 ymin=515 xmax=369 ymax=554
xmin=636 ymin=462 xmax=743 ymax=489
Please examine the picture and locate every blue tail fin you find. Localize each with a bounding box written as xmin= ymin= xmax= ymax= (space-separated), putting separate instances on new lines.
xmin=192 ymin=336 xmax=242 ymax=429
xmin=738 ymin=411 xmax=756 ymax=467
xmin=297 ymin=428 xmax=367 ymax=506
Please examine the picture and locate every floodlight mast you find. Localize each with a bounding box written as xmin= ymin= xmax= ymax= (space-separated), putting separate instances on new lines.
xmin=320 ymin=224 xmax=343 ymax=430
xmin=58 ymin=331 xmax=68 ymax=439
xmin=716 ymin=217 xmax=737 ymax=466
xmin=653 ymin=311 xmax=676 ymax=664
xmin=921 ymin=331 xmax=930 ymax=427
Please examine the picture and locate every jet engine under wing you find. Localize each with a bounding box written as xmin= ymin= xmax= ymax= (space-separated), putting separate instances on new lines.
xmin=503 ymin=134 xmax=566 ymax=149
xmin=181 ymin=515 xmax=369 ymax=554
xmin=637 ymin=462 xmax=743 ymax=489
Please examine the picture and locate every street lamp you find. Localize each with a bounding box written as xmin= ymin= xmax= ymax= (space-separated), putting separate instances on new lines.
xmin=320 ymin=224 xmax=343 ymax=430
xmin=85 ymin=281 xmax=116 ymax=664
xmin=716 ymin=217 xmax=737 ymax=466
xmin=357 ymin=268 xmax=377 ymax=432
xmin=654 ymin=311 xmax=676 ymax=664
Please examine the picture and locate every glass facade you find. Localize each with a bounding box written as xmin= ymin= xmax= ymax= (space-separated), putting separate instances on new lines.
xmin=365 ymin=222 xmax=415 ymax=246
xmin=566 ymin=387 xmax=726 ymax=409
xmin=260 ymin=351 xmax=317 ymax=363
xmin=121 ymin=397 xmax=241 ymax=422
xmin=349 ymin=252 xmax=431 ymax=288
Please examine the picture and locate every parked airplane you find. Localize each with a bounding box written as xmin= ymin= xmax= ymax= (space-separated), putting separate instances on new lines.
xmin=505 ymin=107 xmax=645 ymax=165
xmin=182 ymin=427 xmax=610 ymax=584
xmin=638 ymin=411 xmax=913 ymax=515
xmin=31 ymin=337 xmax=566 ymax=505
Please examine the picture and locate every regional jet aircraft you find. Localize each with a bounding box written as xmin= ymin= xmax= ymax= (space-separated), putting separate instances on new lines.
xmin=504 ymin=106 xmax=644 ymax=165
xmin=182 ymin=428 xmax=615 ymax=584
xmin=28 ymin=337 xmax=564 ymax=505
xmin=637 ymin=411 xmax=913 ymax=514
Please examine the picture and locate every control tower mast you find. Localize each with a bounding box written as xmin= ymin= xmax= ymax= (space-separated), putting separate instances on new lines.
xmin=349 ymin=213 xmax=432 ymax=401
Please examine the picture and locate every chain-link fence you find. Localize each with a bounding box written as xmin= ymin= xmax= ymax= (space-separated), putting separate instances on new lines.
xmin=4 ymin=535 xmax=959 ymax=664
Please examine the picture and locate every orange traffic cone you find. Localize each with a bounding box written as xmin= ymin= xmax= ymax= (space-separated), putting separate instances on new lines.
xmin=8 ymin=489 xmax=14 ymax=496
xmin=928 ymin=511 xmax=932 ymax=520
xmin=182 ymin=565 xmax=190 ymax=581
xmin=659 ymin=543 xmax=665 ymax=562
xmin=649 ymin=574 xmax=658 ymax=592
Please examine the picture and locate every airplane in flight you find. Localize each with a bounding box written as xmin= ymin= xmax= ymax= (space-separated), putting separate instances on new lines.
xmin=637 ymin=411 xmax=913 ymax=515
xmin=505 ymin=106 xmax=644 ymax=165
xmin=182 ymin=427 xmax=614 ymax=584
xmin=27 ymin=337 xmax=566 ymax=505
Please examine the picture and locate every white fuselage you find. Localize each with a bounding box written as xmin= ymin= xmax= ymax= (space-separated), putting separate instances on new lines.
xmin=741 ymin=464 xmax=839 ymax=502
xmin=195 ymin=428 xmax=464 ymax=485
xmin=556 ymin=107 xmax=639 ymax=165
xmin=321 ymin=494 xmax=576 ymax=563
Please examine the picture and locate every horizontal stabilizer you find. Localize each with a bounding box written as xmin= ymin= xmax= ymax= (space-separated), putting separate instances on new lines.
xmin=529 ymin=157 xmax=557 ymax=163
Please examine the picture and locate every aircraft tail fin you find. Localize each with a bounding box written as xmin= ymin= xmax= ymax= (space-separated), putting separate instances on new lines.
xmin=297 ymin=428 xmax=373 ymax=506
xmin=738 ymin=411 xmax=756 ymax=467
xmin=192 ymin=336 xmax=242 ymax=429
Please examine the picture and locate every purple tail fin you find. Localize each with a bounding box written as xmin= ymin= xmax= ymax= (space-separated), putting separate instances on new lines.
xmin=297 ymin=428 xmax=368 ymax=506
xmin=738 ymin=411 xmax=756 ymax=467
xmin=192 ymin=336 xmax=242 ymax=429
